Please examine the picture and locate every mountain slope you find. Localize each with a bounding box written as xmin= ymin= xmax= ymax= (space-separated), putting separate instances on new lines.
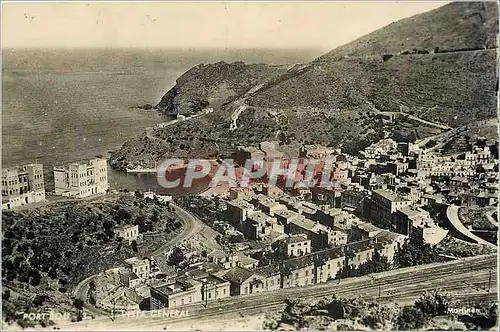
xmin=111 ymin=2 xmax=498 ymax=168
xmin=317 ymin=1 xmax=498 ymax=61
xmin=155 ymin=61 xmax=287 ymax=116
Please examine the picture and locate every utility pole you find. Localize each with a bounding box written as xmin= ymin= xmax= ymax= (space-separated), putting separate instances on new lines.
xmin=488 ymin=269 xmax=492 ymax=293
xmin=378 ymin=284 xmax=381 ymax=300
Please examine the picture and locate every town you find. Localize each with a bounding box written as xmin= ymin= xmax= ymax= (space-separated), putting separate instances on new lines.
xmin=3 ymin=130 xmax=497 ymax=316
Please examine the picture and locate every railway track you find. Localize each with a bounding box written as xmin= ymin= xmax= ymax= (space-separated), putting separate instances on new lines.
xmin=57 ymin=254 xmax=496 ymax=330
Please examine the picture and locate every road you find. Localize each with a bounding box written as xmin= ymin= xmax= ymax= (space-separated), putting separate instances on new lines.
xmin=150 ymin=203 xmax=205 ymax=256
xmin=380 ymin=111 xmax=451 ymax=130
xmin=72 ymin=203 xmax=204 ymax=312
xmin=57 ymin=253 xmax=497 ymax=330
xmin=446 ymin=205 xmax=497 ymax=249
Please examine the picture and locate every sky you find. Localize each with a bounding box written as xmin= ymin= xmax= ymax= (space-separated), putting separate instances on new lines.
xmin=2 ymin=1 xmax=448 ymax=50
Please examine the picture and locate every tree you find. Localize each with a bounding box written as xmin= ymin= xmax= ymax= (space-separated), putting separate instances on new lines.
xmin=73 ymin=298 xmax=85 ymax=322
xmin=3 ymin=290 xmax=11 ymax=301
xmin=168 ymin=247 xmax=184 ymax=266
xmin=357 ymin=250 xmax=391 ymax=275
xmin=414 ymin=289 xmax=454 ymax=318
xmin=131 ymin=240 xmax=138 ymax=253
xmin=395 ymin=305 xmax=425 ymax=330
xmin=394 ymin=231 xmax=440 ymax=268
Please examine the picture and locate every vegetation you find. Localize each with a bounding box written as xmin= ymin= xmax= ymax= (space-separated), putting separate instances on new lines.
xmin=263 ymin=290 xmax=497 ymax=330
xmin=1 ymin=193 xmax=182 ymax=325
xmin=168 ymin=247 xmax=185 ymax=267
xmin=393 ymin=231 xmax=442 ymax=268
xmin=337 ymin=249 xmax=391 ymax=278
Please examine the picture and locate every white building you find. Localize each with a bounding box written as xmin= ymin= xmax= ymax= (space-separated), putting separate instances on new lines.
xmin=115 ymin=224 xmax=139 ymax=242
xmin=54 ymin=158 xmax=109 ymax=198
xmin=2 ymin=163 xmax=46 ymax=210
xmin=125 ymin=257 xmax=151 ymax=279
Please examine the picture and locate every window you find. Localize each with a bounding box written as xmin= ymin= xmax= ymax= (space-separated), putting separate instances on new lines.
xmin=305 ymin=270 xmax=309 ymax=276
xmin=223 ymin=289 xmax=226 ymax=295
xmin=295 ymin=272 xmax=298 ymax=279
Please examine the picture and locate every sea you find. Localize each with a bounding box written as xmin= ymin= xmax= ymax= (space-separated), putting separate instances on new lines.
xmin=2 ymin=48 xmax=320 ymax=193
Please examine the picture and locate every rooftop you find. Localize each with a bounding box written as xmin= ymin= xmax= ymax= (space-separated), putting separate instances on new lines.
xmin=125 ymin=257 xmax=149 ymax=267
xmin=356 ymin=222 xmax=382 ymax=233
xmin=115 ymin=224 xmax=138 ymax=232
xmin=290 ymin=217 xmax=317 ymax=232
xmin=373 ymin=189 xmax=408 ymax=203
xmin=282 ymin=234 xmax=309 ymax=244
xmin=223 ymin=266 xmax=255 ymax=284
xmin=374 ymin=230 xmax=406 ymax=244
xmin=207 ymin=249 xmax=230 ymax=260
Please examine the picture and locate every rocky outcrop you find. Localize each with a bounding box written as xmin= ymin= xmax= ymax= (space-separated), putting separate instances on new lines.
xmin=155 ymin=61 xmax=287 ymax=116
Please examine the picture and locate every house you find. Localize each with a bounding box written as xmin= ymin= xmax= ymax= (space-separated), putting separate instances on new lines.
xmin=125 ymin=257 xmax=150 ymax=279
xmin=254 ymin=265 xmax=282 ymax=292
xmin=120 ymin=270 xmax=141 ymax=288
xmin=235 ymin=254 xmax=259 ymax=269
xmin=115 ymin=224 xmax=139 ymax=242
xmin=243 ymin=212 xmax=274 ymax=240
xmin=374 ymin=231 xmax=407 ymax=263
xmin=340 ymin=190 xmax=366 ymax=212
xmin=274 ymin=234 xmax=311 ymax=258
xmin=150 ymin=279 xmax=202 ymax=309
xmin=228 ymin=187 xmax=254 ymax=201
xmin=225 ymin=199 xmax=255 ymax=226
xmin=53 ymin=158 xmax=109 ymax=198
xmin=252 ymin=195 xmax=287 ymax=216
xmin=207 ymin=250 xmax=238 ymax=269
xmin=280 ymin=255 xmax=316 ymax=288
xmin=223 ymin=266 xmax=265 ymax=296
xmin=313 ymin=247 xmax=345 ymax=282
xmin=350 ymin=222 xmax=382 ymax=241
xmin=393 ymin=206 xmax=433 ymax=236
xmin=183 ymin=270 xmax=231 ymax=302
xmin=344 ymin=240 xmax=375 ymax=269
xmin=2 ymin=163 xmax=46 ymax=210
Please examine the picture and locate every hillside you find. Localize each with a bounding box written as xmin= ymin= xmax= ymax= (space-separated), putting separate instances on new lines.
xmin=111 ymin=2 xmax=498 ymax=168
xmin=155 ymin=61 xmax=287 ymax=116
xmin=2 ymin=194 xmax=182 ymax=325
xmin=248 ymin=49 xmax=497 ymax=126
xmin=317 ymin=1 xmax=498 ymax=61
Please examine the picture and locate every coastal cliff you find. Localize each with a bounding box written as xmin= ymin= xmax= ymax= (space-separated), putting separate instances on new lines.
xmin=155 ymin=61 xmax=287 ymax=116
xmin=111 ymin=2 xmax=498 ymax=170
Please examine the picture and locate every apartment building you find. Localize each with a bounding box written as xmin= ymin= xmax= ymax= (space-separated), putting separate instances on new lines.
xmin=368 ymin=189 xmax=411 ymax=228
xmin=53 ymin=158 xmax=109 ymax=198
xmin=2 ymin=163 xmax=45 ymax=209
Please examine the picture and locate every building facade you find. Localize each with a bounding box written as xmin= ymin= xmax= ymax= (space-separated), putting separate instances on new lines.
xmin=54 ymin=158 xmax=109 ymax=198
xmin=2 ymin=163 xmax=46 ymax=209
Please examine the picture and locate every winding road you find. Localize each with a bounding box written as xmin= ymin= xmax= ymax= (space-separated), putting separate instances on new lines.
xmin=72 ymin=203 xmax=204 ymax=309
xmin=58 ymin=253 xmax=497 ymax=330
xmin=446 ymin=205 xmax=497 ymax=249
